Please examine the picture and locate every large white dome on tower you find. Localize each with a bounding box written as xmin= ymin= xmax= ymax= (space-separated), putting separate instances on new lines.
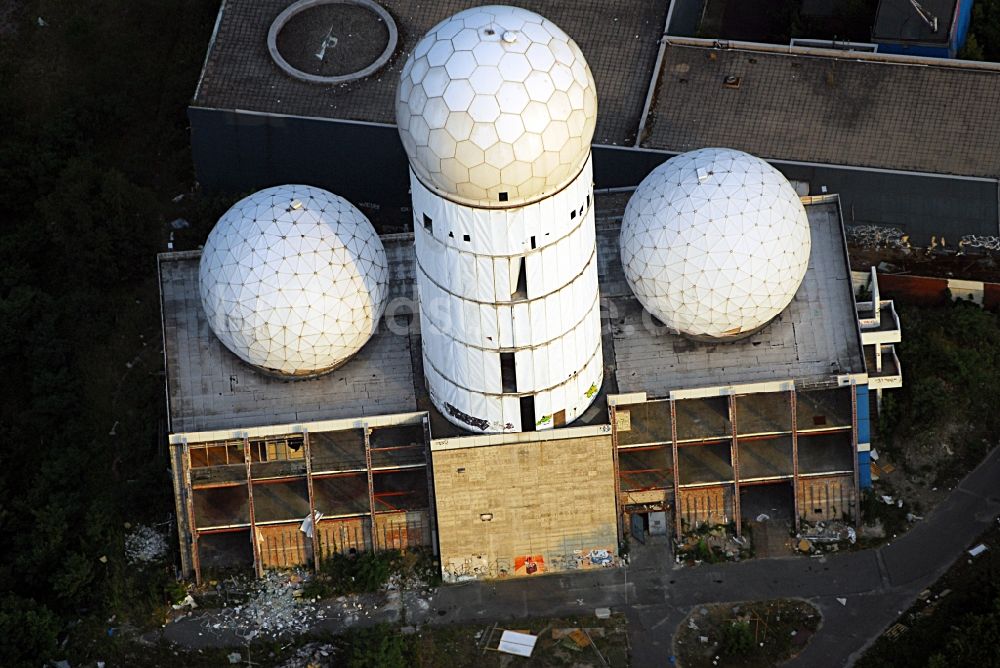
xmin=620 ymin=148 xmax=812 ymax=341
xmin=396 ymin=5 xmax=597 ymax=208
xmin=199 ymin=185 xmax=389 ymax=377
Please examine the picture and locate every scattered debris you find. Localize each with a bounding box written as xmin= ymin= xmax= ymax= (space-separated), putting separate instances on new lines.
xmin=198 ymin=569 xmax=324 ymax=640
xmin=226 ymin=651 xmax=241 ymax=664
xmin=968 ymin=544 xmax=988 ymax=557
xmin=885 ymin=622 xmax=908 ymax=640
xmin=299 ymin=510 xmax=323 ymax=538
xmin=37 ymin=16 xmax=48 ymax=27
xmin=171 ymin=594 xmax=197 ymax=611
xmin=169 ymin=218 xmax=190 ymax=230
xmin=124 ymin=525 xmax=168 ymax=564
xmin=595 ymin=607 xmax=611 ymax=620
xmin=798 ymin=538 xmax=812 ymax=553
xmin=882 ymin=495 xmax=894 ymax=505
xmin=837 ymin=598 xmax=847 ymax=606
xmin=756 ymin=513 xmax=770 ymax=521
xmin=275 ymin=642 xmax=336 ymax=668
xmin=497 ymin=630 xmax=537 ymax=657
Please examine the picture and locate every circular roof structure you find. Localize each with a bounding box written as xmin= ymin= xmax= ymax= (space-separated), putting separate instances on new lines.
xmin=620 ymin=148 xmax=812 ymax=341
xmin=268 ymin=0 xmax=398 ymax=85
xmin=199 ymin=185 xmax=389 ymax=377
xmin=396 ymin=5 xmax=597 ymax=208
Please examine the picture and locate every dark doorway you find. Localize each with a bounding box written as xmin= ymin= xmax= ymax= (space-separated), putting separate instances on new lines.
xmin=500 ymin=353 xmax=517 ymax=392
xmin=511 ymin=257 xmax=527 ymax=300
xmin=740 ymin=482 xmax=795 ymax=522
xmin=630 ymin=512 xmax=646 ymax=544
xmin=519 ymin=395 xmax=536 ymax=432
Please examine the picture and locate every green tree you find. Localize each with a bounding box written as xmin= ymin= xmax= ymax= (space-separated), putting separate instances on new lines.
xmin=0 ymin=595 xmax=60 ymax=668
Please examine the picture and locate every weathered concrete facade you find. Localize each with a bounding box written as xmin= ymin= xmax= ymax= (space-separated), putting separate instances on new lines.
xmin=431 ymin=427 xmax=618 ymax=581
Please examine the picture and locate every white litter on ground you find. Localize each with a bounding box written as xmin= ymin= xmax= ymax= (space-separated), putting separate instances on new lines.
xmin=124 ymin=525 xmax=168 ymax=564
xmin=205 ymin=570 xmax=323 ymax=640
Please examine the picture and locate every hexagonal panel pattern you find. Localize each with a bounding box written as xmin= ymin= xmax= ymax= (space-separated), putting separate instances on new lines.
xmin=199 ymin=185 xmax=388 ymax=377
xmin=620 ymin=148 xmax=812 ymax=341
xmin=397 ymin=5 xmax=597 ymax=208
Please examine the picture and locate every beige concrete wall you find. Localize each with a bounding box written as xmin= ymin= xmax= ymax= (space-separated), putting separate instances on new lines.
xmin=432 ymin=435 xmax=618 ymax=581
xmin=797 ymin=474 xmax=856 ymax=522
xmin=678 ymin=486 xmax=733 ymax=528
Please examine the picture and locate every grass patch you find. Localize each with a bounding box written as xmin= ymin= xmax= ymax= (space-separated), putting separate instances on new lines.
xmin=675 ymin=599 xmax=821 ymax=668
xmin=303 ymin=548 xmax=440 ymax=600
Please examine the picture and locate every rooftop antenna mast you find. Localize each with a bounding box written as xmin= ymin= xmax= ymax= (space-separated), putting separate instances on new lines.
xmin=909 ymin=0 xmax=939 ymax=32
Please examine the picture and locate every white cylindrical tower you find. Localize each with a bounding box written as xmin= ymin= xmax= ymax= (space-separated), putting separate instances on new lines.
xmin=397 ymin=5 xmax=603 ymax=433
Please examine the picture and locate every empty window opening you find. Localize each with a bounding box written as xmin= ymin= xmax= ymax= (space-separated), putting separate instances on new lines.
xmin=579 ymin=205 xmax=584 ymax=217
xmin=463 ymin=233 xmax=471 ymax=242
xmin=520 ymin=395 xmax=536 ymax=431
xmin=570 ymin=209 xmax=577 ymax=220
xmin=554 ymin=409 xmax=566 ymax=427
xmin=499 ymin=192 xmax=509 ymax=202
xmin=422 ymin=213 xmax=433 ymax=233
xmin=586 ymin=194 xmax=591 ymax=208
xmin=511 ymin=257 xmax=528 ymax=300
xmin=530 ymin=236 xmax=536 ymax=250
xmin=500 ymin=353 xmax=517 ymax=392
xmin=812 ymin=415 xmax=827 ymax=426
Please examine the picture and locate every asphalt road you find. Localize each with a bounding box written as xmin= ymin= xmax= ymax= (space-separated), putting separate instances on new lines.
xmin=161 ymin=446 xmax=1000 ymax=666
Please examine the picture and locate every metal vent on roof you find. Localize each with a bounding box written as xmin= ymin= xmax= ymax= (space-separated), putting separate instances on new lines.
xmin=723 ymin=75 xmax=741 ymax=89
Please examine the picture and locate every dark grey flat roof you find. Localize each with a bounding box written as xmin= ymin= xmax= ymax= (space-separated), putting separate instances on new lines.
xmin=642 ymin=43 xmax=1000 ymax=179
xmin=160 ymin=196 xmax=864 ymax=434
xmin=159 ymin=238 xmax=419 ymax=434
xmin=872 ymin=0 xmax=957 ymax=44
xmin=193 ymin=0 xmax=667 ymax=146
xmin=601 ymin=200 xmax=865 ymax=398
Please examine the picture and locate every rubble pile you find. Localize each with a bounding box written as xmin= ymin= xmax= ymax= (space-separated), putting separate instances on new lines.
xmin=124 ymin=525 xmax=168 ymax=564
xmin=275 ymin=641 xmax=338 ymax=668
xmin=206 ymin=570 xmax=325 ymax=640
xmin=797 ymin=520 xmax=856 ymax=553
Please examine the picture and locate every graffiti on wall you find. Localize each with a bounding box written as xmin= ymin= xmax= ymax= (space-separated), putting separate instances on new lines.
xmin=513 ymin=554 xmax=546 ymax=576
xmin=959 ymin=235 xmax=1000 ymax=252
xmin=846 ymin=225 xmax=909 ymax=250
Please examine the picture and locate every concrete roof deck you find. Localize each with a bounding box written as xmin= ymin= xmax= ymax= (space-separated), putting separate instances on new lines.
xmin=161 ymin=196 xmax=863 ymax=436
xmin=603 ymin=200 xmax=866 ymax=398
xmin=159 ymin=237 xmax=419 ymax=435
xmin=193 ymin=0 xmax=667 ymax=146
xmin=643 ymin=42 xmax=1000 ymax=179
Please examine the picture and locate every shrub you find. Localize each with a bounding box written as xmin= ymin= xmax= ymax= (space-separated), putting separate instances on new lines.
xmin=720 ymin=620 xmax=755 ymax=656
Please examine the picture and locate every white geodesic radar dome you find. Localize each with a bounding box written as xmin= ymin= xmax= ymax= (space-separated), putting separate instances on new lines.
xmin=199 ymin=185 xmax=389 ymax=377
xmin=396 ymin=5 xmax=597 ymax=208
xmin=620 ymin=148 xmax=812 ymax=341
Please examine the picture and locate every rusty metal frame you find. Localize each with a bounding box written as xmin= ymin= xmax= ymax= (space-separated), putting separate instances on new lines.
xmin=421 ymin=415 xmax=439 ymax=556
xmin=791 ymin=389 xmax=801 ymax=531
xmin=363 ymin=425 xmax=377 ymax=550
xmin=183 ymin=440 xmax=202 ymax=584
xmin=609 ymin=405 xmax=625 ymax=544
xmin=243 ymin=435 xmax=263 ymax=577
xmin=303 ymin=431 xmax=320 ymax=570
xmin=669 ymin=399 xmax=682 ymax=541
xmin=729 ymin=394 xmax=742 ymax=538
